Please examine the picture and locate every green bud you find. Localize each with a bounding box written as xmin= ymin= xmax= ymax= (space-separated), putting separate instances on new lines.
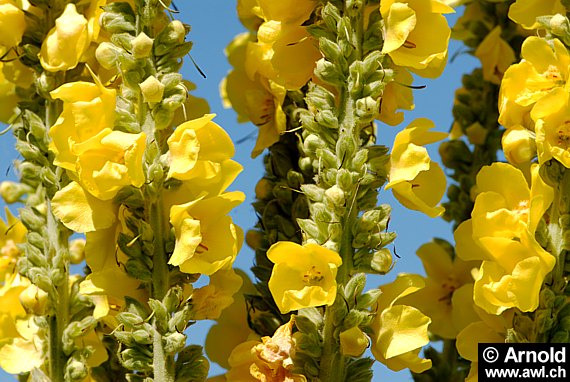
xmin=336 ymin=133 xmax=357 ymax=163
xmin=539 ymin=160 xmax=566 ymax=187
xmin=163 ymin=286 xmax=184 ymax=313
xmin=295 ymin=315 xmax=318 ymax=334
xmin=320 ymin=38 xmax=346 ymax=70
xmin=315 ymin=58 xmax=345 ymax=86
xmin=155 ymin=20 xmax=188 ymax=56
xmin=299 ymin=157 xmax=314 ymax=174
xmin=132 ymin=329 xmax=153 ymax=345
xmin=356 ymin=289 xmax=381 ymax=309
xmin=371 ymin=248 xmax=393 ymax=274
xmin=164 ymin=332 xmax=186 ymax=354
xmin=325 ymin=185 xmax=346 ymax=208
xmin=336 ymin=169 xmax=353 ymax=191
xmin=540 ymin=289 xmax=556 ymax=308
xmin=36 ymin=72 xmax=57 ymax=98
xmin=50 ymin=268 xmax=65 ymax=286
xmin=322 ymin=3 xmax=341 ymax=31
xmin=297 ymin=219 xmax=323 ymax=241
xmin=343 ymin=309 xmax=370 ymax=329
xmin=316 ymin=148 xmax=340 ymax=168
xmin=65 ymin=357 xmax=88 ymax=382
xmin=344 ymin=273 xmax=366 ymax=301
xmin=24 ymin=243 xmax=48 ymax=268
xmin=120 ymin=348 xmax=153 ymax=372
xmin=149 ymin=299 xmax=169 ymax=333
xmin=355 ymin=96 xmax=378 ymax=123
xmin=125 ymin=259 xmax=153 ymax=282
xmin=132 ymin=32 xmax=154 ymax=59
xmin=169 ymin=305 xmax=192 ymax=332
xmin=560 ymin=315 xmax=570 ymax=331
xmin=439 ymin=140 xmax=473 ymax=171
xmin=140 ymin=75 xmax=165 ymax=103
xmin=175 ymin=346 xmax=210 ymax=382
xmin=101 ymin=2 xmax=137 ymax=33
xmin=113 ymin=331 xmax=136 ymax=347
xmin=0 ymin=181 xmax=31 ymax=204
xmin=95 ymin=42 xmax=122 ymax=70
xmin=117 ymin=312 xmax=144 ymax=328
xmin=304 ymin=134 xmax=327 ymax=154
xmin=535 ymin=309 xmax=555 ymax=332
xmin=315 ymin=109 xmax=339 ymax=129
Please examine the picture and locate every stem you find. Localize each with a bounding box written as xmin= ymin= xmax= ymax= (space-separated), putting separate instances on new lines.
xmin=46 ymin=99 xmax=69 ymax=382
xmin=318 ymin=3 xmax=366 ymax=381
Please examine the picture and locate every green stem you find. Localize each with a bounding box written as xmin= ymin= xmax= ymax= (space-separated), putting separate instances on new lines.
xmin=46 ymin=100 xmax=69 ymax=382
xmin=318 ymin=3 xmax=366 ymax=381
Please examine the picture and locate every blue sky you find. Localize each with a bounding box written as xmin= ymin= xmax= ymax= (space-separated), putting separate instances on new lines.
xmin=0 ymin=1 xmax=479 ymax=380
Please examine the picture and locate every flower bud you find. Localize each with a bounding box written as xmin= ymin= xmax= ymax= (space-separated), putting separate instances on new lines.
xmin=355 ymin=96 xmax=378 ymax=123
xmin=371 ymin=248 xmax=392 ymax=274
xmin=502 ymin=126 xmax=536 ymax=165
xmin=19 ymin=284 xmax=49 ymax=315
xmin=324 ymin=185 xmax=345 ymax=208
xmin=255 ymin=178 xmax=274 ymax=200
xmin=132 ymin=329 xmax=153 ymax=345
xmin=550 ymin=14 xmax=570 ymax=38
xmin=132 ymin=32 xmax=154 ymax=59
xmin=339 ymin=326 xmax=369 ymax=357
xmin=301 ymin=184 xmax=325 ymax=202
xmin=69 ymin=239 xmax=85 ymax=264
xmin=140 ymin=75 xmax=165 ymax=103
xmin=164 ymin=332 xmax=186 ymax=354
xmin=315 ymin=58 xmax=345 ymax=86
xmin=95 ymin=42 xmax=122 ymax=70
xmin=245 ymin=229 xmax=264 ymax=250
xmin=303 ymin=134 xmax=326 ymax=154
xmin=0 ymin=181 xmax=31 ymax=203
xmin=65 ymin=357 xmax=88 ymax=382
xmin=315 ymin=109 xmax=339 ymax=129
xmin=465 ymin=122 xmax=487 ymax=145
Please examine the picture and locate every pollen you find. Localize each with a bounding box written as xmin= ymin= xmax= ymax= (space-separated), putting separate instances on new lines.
xmin=302 ymin=266 xmax=324 ymax=285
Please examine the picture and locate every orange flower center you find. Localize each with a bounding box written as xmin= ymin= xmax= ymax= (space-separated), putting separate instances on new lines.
xmin=302 ymin=266 xmax=324 ymax=285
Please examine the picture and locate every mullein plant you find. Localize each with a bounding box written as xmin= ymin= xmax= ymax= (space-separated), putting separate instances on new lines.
xmin=0 ymin=0 xmax=244 ymax=381
xmin=216 ymin=0 xmax=455 ymax=380
xmin=411 ymin=0 xmax=570 ymax=381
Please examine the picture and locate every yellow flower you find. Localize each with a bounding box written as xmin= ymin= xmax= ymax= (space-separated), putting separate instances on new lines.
xmin=455 ymin=163 xmax=556 ymax=314
xmin=169 ymin=192 xmax=245 ymax=275
xmin=531 ymin=87 xmax=570 ymax=167
xmin=475 ymin=26 xmax=516 ymax=85
xmin=0 ymin=62 xmax=18 ymax=124
xmin=0 ymin=208 xmax=26 ymax=280
xmin=371 ymin=274 xmax=432 ymax=373
xmin=339 ymin=326 xmax=369 ymax=357
xmin=49 ymin=80 xmax=117 ymax=171
xmin=167 ymin=114 xmax=238 ymax=183
xmin=223 ymin=33 xmax=287 ymax=158
xmin=508 ymin=0 xmax=565 ymax=30
xmin=226 ymin=317 xmax=307 ymax=382
xmin=0 ymin=273 xmax=28 ymax=342
xmin=40 ymin=3 xmax=90 ymax=72
xmin=52 ymin=181 xmax=117 ymax=233
xmin=267 ymin=242 xmax=342 ymax=314
xmin=380 ymin=0 xmax=453 ymax=78
xmin=205 ymin=270 xmax=258 ymax=369
xmin=237 ymin=0 xmax=263 ymax=31
xmin=257 ymin=0 xmax=316 ymax=25
xmin=385 ymin=118 xmax=447 ymax=217
xmin=0 ymin=0 xmax=25 ymax=49
xmin=2 ymin=58 xmax=35 ymax=89
xmin=377 ymin=67 xmax=414 ymax=126
xmin=399 ymin=241 xmax=479 ymax=339
xmin=498 ymin=37 xmax=570 ymax=129
xmin=72 ymin=129 xmax=146 ymax=200
xmin=191 ymin=268 xmax=243 ymax=320
xmin=246 ymin=20 xmax=321 ymax=90
xmin=456 ymin=305 xmax=513 ymax=380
